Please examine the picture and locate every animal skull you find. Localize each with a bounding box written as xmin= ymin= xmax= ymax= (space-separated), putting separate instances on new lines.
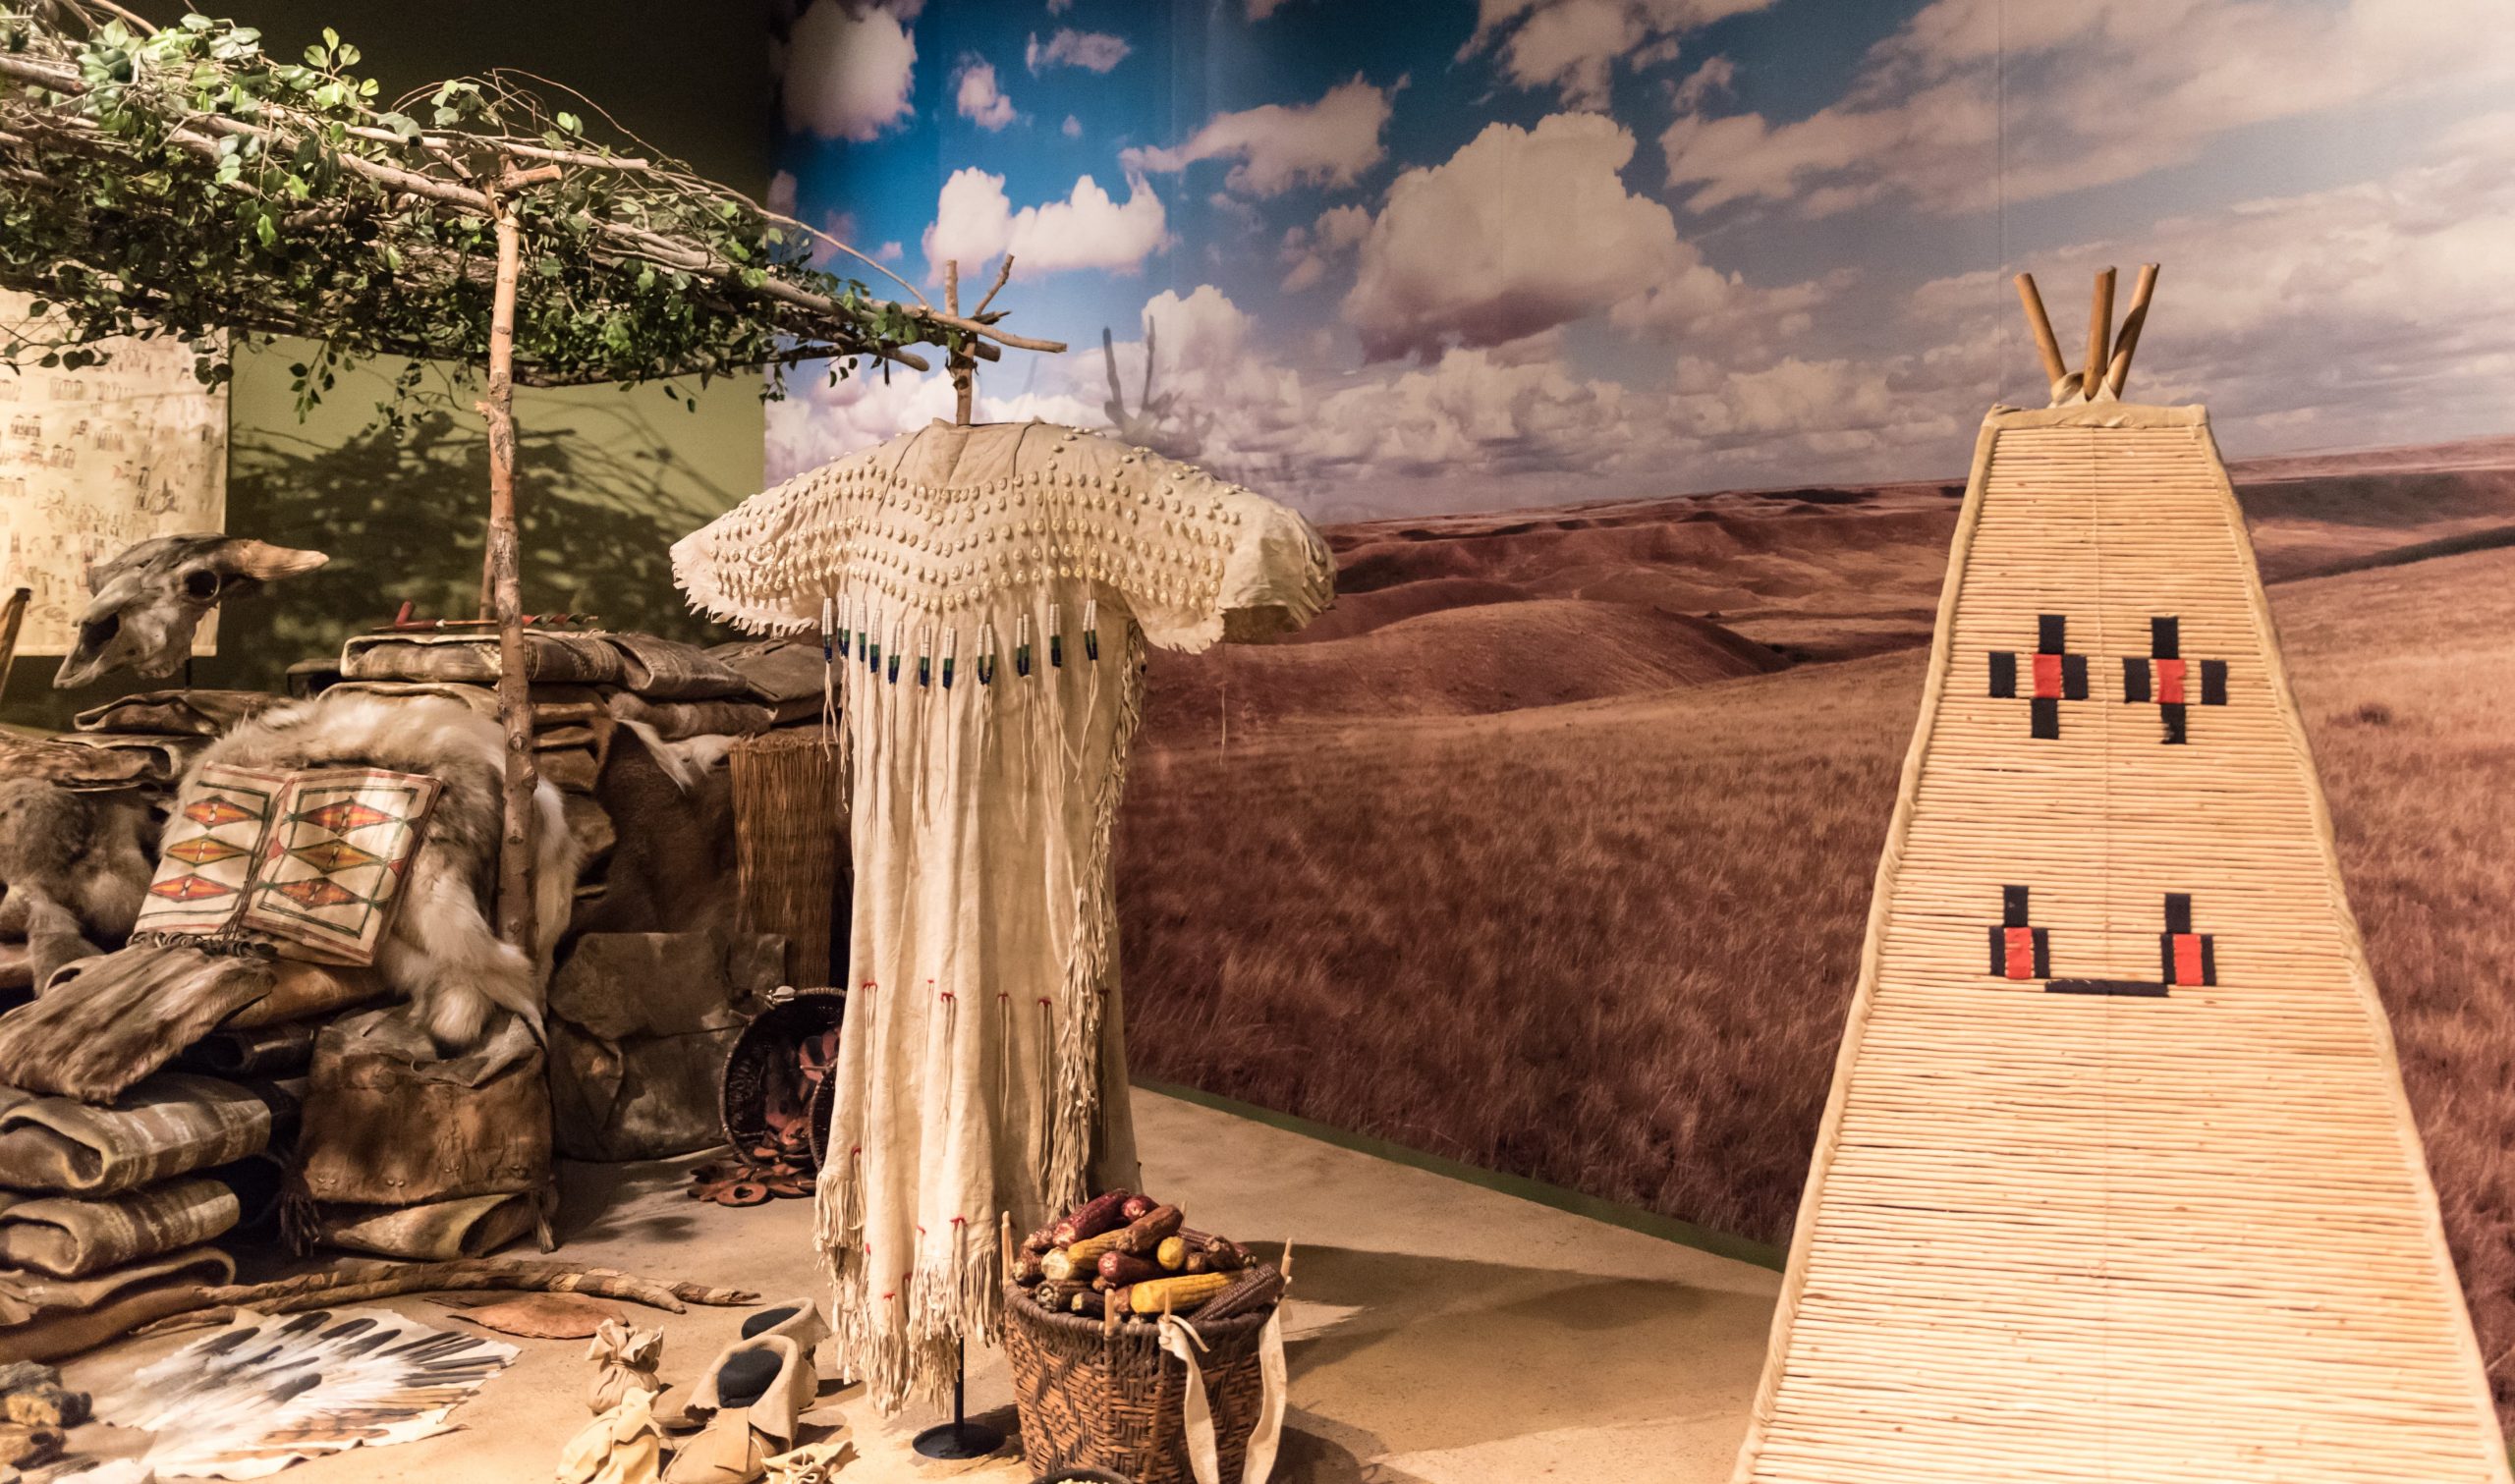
xmin=53 ymin=534 xmax=327 ymax=688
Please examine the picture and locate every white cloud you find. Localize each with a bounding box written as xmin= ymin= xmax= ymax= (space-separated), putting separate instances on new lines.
xmin=1248 ymin=0 xmax=1298 ymax=17
xmin=1062 ymin=114 xmax=1084 ymax=138
xmin=875 ymin=241 xmax=905 ymax=262
xmin=766 ymin=169 xmax=799 ymax=218
xmin=1340 ymin=113 xmax=1800 ymax=362
xmin=1663 ymin=0 xmax=2515 ymax=217
xmin=922 ymin=169 xmax=1170 ymax=281
xmin=1278 ymin=203 xmax=1374 ymax=294
xmin=782 ymin=0 xmax=917 ymax=142
xmin=953 ymin=57 xmax=1017 ymax=131
xmin=1026 ymin=27 xmax=1131 ymax=75
xmin=1462 ymin=0 xmax=1776 ymax=110
xmin=765 ymin=366 xmax=1097 ymax=482
xmin=1124 ymin=77 xmax=1395 ymax=198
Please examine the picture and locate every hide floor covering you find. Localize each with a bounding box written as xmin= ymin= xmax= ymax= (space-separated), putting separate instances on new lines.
xmin=59 ymin=1088 xmax=1783 ymax=1483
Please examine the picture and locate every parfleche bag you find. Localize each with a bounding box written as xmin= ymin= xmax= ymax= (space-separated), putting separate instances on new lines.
xmin=134 ymin=762 xmax=442 ymax=965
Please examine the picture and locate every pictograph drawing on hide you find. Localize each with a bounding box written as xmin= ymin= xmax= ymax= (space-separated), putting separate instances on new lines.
xmin=1731 ymin=268 xmax=2511 ymax=1482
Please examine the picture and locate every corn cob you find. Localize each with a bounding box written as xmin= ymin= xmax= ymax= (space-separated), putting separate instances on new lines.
xmin=1012 ymin=1251 xmax=1046 ymax=1286
xmin=1097 ymin=1252 xmax=1162 ymax=1288
xmin=1180 ymin=1229 xmax=1251 ymax=1273
xmin=1034 ymin=1279 xmax=1092 ymax=1310
xmin=1050 ymin=1191 xmax=1134 ymax=1248
xmin=1191 ymin=1265 xmax=1284 ymax=1322
xmin=1121 ymin=1194 xmax=1155 ymax=1221
xmin=1155 ymin=1236 xmax=1189 ymax=1271
xmin=1129 ymin=1273 xmax=1232 ymax=1315
xmin=1111 ymin=1204 xmax=1183 ymax=1258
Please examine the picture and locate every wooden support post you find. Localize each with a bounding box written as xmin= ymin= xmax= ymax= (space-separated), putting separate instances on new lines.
xmin=2012 ymin=272 xmax=2076 ymax=404
xmin=480 ymin=177 xmax=541 ymax=958
xmin=2081 ymin=266 xmax=2116 ymax=405
xmin=2104 ymin=262 xmax=2160 ymax=398
xmin=944 ymin=258 xmax=974 ymax=426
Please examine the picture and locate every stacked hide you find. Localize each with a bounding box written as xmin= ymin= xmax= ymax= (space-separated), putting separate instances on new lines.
xmin=321 ymin=631 xmax=826 ymax=1164
xmin=319 ymin=630 xmax=824 ymax=937
xmin=0 ymin=1073 xmax=285 ymax=1363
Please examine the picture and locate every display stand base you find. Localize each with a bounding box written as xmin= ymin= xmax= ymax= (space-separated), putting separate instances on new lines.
xmin=911 ymin=1419 xmax=1006 ymax=1460
xmin=913 ymin=1341 xmax=1005 ymax=1459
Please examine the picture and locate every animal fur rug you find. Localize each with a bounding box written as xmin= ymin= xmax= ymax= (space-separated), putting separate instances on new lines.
xmin=0 ymin=696 xmax=577 ymax=1096
xmin=185 ymin=692 xmax=580 ymax=1047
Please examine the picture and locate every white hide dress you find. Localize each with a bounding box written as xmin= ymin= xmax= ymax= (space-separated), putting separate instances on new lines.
xmin=671 ymin=419 xmax=1332 ymax=1410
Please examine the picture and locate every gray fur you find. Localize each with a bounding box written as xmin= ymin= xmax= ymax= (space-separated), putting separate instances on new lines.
xmin=0 ymin=781 xmax=155 ymax=984
xmin=195 ymin=691 xmax=579 ymax=1048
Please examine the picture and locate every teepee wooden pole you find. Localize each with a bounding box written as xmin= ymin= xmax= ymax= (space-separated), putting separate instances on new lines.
xmin=2013 ymin=273 xmax=2075 ymax=402
xmin=2081 ymin=266 xmax=2116 ymax=403
xmin=2105 ymin=262 xmax=2161 ymax=398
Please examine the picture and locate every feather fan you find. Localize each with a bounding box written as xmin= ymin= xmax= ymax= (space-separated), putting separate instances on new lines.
xmin=95 ymin=1306 xmax=516 ymax=1479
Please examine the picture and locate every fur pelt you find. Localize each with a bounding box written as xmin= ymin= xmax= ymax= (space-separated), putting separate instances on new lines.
xmin=0 ymin=780 xmax=157 ymax=986
xmin=194 ymin=692 xmax=580 ymax=1049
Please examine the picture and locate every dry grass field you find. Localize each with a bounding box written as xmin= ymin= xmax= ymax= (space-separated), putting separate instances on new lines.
xmin=1115 ymin=437 xmax=2515 ymax=1423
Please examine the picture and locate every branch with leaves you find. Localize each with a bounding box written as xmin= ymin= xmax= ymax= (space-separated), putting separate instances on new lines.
xmin=0 ymin=1 xmax=1061 ymax=410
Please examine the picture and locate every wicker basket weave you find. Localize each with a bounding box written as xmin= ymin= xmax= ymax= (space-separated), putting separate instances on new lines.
xmin=1002 ymin=1279 xmax=1274 ymax=1484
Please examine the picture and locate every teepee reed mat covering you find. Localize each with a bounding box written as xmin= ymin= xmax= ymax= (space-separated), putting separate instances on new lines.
xmin=1729 ymin=402 xmax=2509 ymax=1482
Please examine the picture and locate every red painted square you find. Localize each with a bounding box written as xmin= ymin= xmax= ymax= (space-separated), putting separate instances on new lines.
xmin=2171 ymin=933 xmax=2205 ymax=985
xmin=2156 ymin=657 xmax=2188 ymax=705
xmin=2003 ymin=926 xmax=2037 ymax=980
xmin=2031 ymin=652 xmax=2064 ymax=698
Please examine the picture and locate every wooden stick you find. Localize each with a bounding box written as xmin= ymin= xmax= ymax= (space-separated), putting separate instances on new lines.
xmin=2104 ymin=262 xmax=2160 ymax=398
xmin=945 ymin=259 xmax=974 ymax=425
xmin=2080 ymin=266 xmax=2115 ymax=404
xmin=0 ymin=586 xmax=29 ymax=699
xmin=128 ymin=1260 xmax=759 ymax=1338
xmin=478 ymin=173 xmax=543 ymax=980
xmin=970 ymin=254 xmax=1015 ymax=319
xmin=2011 ymin=273 xmax=2075 ymax=403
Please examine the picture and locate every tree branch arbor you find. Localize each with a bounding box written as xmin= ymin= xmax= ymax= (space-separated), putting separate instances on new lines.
xmin=0 ymin=0 xmax=1062 ymax=953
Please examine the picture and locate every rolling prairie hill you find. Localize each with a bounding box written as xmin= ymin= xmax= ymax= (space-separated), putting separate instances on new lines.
xmin=1117 ymin=434 xmax=2515 ymax=1424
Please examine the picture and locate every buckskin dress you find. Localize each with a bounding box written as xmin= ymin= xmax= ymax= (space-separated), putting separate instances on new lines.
xmin=671 ymin=419 xmax=1332 ymax=1409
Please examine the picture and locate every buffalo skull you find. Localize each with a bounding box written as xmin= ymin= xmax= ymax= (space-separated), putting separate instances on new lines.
xmin=53 ymin=534 xmax=328 ymax=689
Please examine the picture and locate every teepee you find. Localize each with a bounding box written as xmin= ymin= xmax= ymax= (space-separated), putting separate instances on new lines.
xmin=1729 ymin=266 xmax=2511 ymax=1481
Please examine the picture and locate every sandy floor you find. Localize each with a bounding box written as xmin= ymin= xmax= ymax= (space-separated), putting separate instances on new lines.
xmin=62 ymin=1088 xmax=1781 ymax=1483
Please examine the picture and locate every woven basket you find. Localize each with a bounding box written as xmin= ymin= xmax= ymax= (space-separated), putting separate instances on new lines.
xmin=1003 ymin=1275 xmax=1275 ymax=1484
xmin=717 ymin=988 xmax=845 ymax=1169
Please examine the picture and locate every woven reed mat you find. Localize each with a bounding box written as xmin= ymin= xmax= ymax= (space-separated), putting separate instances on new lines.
xmin=1732 ymin=404 xmax=2509 ymax=1483
xmin=729 ymin=730 xmax=847 ymax=986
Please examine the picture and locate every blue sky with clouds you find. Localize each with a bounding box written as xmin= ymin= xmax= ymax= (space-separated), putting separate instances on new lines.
xmin=766 ymin=0 xmax=2515 ymax=521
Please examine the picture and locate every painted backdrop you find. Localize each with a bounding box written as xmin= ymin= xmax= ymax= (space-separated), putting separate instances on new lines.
xmin=771 ymin=0 xmax=2515 ymax=1421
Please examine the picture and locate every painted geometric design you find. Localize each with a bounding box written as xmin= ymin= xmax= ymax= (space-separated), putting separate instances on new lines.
xmin=269 ymin=878 xmax=363 ymax=910
xmin=148 ymin=873 xmax=236 ymax=903
xmin=242 ymin=768 xmax=440 ymax=964
xmin=289 ymin=839 xmax=383 ymax=872
xmin=135 ymin=764 xmax=284 ymax=941
xmin=298 ymin=799 xmax=394 ymax=834
xmin=2123 ymin=615 xmax=2231 ymax=743
xmin=1986 ymin=614 xmax=2090 ymax=739
xmin=1734 ymin=404 xmax=2510 ymax=1484
xmin=164 ymin=836 xmax=249 ymax=866
xmin=134 ymin=763 xmax=439 ymax=966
